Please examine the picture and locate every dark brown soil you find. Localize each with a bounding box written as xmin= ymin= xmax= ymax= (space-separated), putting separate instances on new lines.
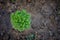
xmin=0 ymin=0 xmax=59 ymax=40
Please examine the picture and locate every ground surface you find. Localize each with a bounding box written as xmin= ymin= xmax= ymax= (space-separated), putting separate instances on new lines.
xmin=0 ymin=0 xmax=59 ymax=40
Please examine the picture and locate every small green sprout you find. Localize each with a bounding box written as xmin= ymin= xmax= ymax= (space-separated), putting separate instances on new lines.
xmin=10 ymin=0 xmax=16 ymax=3
xmin=26 ymin=34 xmax=35 ymax=40
xmin=10 ymin=9 xmax=31 ymax=32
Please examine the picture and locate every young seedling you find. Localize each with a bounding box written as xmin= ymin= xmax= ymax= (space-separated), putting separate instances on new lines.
xmin=10 ymin=9 xmax=31 ymax=32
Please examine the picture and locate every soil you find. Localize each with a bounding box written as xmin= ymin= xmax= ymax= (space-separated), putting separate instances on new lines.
xmin=0 ymin=0 xmax=59 ymax=40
